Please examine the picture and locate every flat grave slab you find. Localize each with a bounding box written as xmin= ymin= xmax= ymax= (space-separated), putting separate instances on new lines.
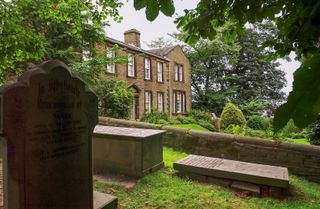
xmin=174 ymin=155 xmax=289 ymax=189
xmin=94 ymin=125 xmax=166 ymax=138
xmin=93 ymin=191 xmax=117 ymax=209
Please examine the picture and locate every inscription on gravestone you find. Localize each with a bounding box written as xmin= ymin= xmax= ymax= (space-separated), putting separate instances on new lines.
xmin=0 ymin=60 xmax=98 ymax=209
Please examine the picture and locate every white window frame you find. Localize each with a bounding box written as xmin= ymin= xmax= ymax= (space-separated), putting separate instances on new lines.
xmin=174 ymin=91 xmax=186 ymax=113
xmin=174 ymin=64 xmax=179 ymax=81
xmin=179 ymin=65 xmax=184 ymax=82
xmin=144 ymin=58 xmax=151 ymax=80
xmin=127 ymin=53 xmax=135 ymax=77
xmin=106 ymin=49 xmax=115 ymax=73
xmin=157 ymin=62 xmax=163 ymax=82
xmin=157 ymin=92 xmax=164 ymax=112
xmin=145 ymin=91 xmax=152 ymax=113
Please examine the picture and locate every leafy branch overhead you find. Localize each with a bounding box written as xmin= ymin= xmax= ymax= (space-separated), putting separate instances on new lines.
xmin=133 ymin=0 xmax=175 ymax=21
xmin=135 ymin=0 xmax=320 ymax=131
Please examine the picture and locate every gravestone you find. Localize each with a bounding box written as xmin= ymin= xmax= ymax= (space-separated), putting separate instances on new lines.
xmin=174 ymin=155 xmax=289 ymax=189
xmin=0 ymin=60 xmax=100 ymax=209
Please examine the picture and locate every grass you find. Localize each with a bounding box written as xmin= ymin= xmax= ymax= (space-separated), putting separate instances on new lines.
xmin=170 ymin=124 xmax=210 ymax=131
xmin=287 ymin=138 xmax=310 ymax=145
xmin=94 ymin=147 xmax=320 ymax=209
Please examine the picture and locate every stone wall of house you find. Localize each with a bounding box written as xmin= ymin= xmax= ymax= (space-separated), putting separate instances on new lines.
xmin=167 ymin=46 xmax=192 ymax=113
xmin=101 ymin=43 xmax=170 ymax=119
xmin=99 ymin=117 xmax=320 ymax=182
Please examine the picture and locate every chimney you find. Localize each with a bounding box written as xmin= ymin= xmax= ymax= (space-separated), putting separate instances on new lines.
xmin=124 ymin=29 xmax=141 ymax=48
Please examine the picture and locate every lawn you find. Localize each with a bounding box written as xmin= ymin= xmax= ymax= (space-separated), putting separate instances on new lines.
xmin=94 ymin=147 xmax=320 ymax=209
xmin=287 ymin=138 xmax=310 ymax=145
xmin=169 ymin=124 xmax=210 ymax=131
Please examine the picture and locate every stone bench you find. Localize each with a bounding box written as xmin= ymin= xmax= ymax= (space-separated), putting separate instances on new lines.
xmin=93 ymin=125 xmax=166 ymax=177
xmin=174 ymin=155 xmax=289 ymax=195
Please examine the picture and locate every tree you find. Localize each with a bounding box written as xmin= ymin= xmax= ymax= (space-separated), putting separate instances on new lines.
xmin=231 ymin=24 xmax=286 ymax=112
xmin=93 ymin=78 xmax=134 ymax=119
xmin=0 ymin=0 xmax=123 ymax=83
xmin=133 ymin=0 xmax=320 ymax=131
xmin=180 ymin=23 xmax=286 ymax=115
xmin=147 ymin=37 xmax=174 ymax=49
xmin=180 ymin=29 xmax=239 ymax=114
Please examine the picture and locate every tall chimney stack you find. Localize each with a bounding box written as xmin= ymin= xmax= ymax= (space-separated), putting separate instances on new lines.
xmin=124 ymin=29 xmax=141 ymax=48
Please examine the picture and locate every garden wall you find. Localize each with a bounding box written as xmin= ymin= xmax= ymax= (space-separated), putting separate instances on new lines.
xmin=99 ymin=117 xmax=320 ymax=182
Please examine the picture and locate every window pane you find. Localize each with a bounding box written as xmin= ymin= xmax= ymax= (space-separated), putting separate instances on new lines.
xmin=128 ymin=54 xmax=135 ymax=77
xmin=157 ymin=62 xmax=163 ymax=82
xmin=107 ymin=50 xmax=115 ymax=73
xmin=145 ymin=58 xmax=151 ymax=80
xmin=174 ymin=65 xmax=179 ymax=81
xmin=158 ymin=93 xmax=163 ymax=112
xmin=176 ymin=92 xmax=181 ymax=113
xmin=145 ymin=91 xmax=151 ymax=113
xmin=179 ymin=65 xmax=183 ymax=81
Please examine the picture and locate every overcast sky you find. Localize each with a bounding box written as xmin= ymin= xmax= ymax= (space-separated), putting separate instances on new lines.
xmin=105 ymin=0 xmax=300 ymax=94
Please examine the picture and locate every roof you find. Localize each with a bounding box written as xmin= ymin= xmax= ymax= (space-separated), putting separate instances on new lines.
xmin=147 ymin=45 xmax=178 ymax=57
xmin=105 ymin=36 xmax=170 ymax=62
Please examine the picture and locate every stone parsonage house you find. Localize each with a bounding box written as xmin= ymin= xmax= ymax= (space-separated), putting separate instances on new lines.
xmin=99 ymin=29 xmax=191 ymax=120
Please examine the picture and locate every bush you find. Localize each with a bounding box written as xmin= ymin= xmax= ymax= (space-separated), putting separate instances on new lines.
xmin=279 ymin=119 xmax=302 ymax=138
xmin=247 ymin=115 xmax=270 ymax=130
xmin=141 ymin=110 xmax=169 ymax=124
xmin=220 ymin=103 xmax=246 ymax=129
xmin=169 ymin=119 xmax=181 ymax=125
xmin=188 ymin=109 xmax=212 ymax=124
xmin=308 ymin=119 xmax=320 ymax=145
xmin=93 ymin=79 xmax=134 ymax=119
xmin=197 ymin=120 xmax=215 ymax=131
xmin=176 ymin=115 xmax=196 ymax=124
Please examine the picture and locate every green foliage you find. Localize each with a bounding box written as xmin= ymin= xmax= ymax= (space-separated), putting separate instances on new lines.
xmin=274 ymin=53 xmax=320 ymax=131
xmin=225 ymin=125 xmax=274 ymax=139
xmin=141 ymin=110 xmax=169 ymax=124
xmin=188 ymin=109 xmax=212 ymax=124
xmin=176 ymin=115 xmax=196 ymax=124
xmin=308 ymin=118 xmax=320 ymax=145
xmin=133 ymin=0 xmax=174 ymax=21
xmin=197 ymin=120 xmax=215 ymax=131
xmin=0 ymin=0 xmax=123 ymax=83
xmin=280 ymin=119 xmax=301 ymax=136
xmin=247 ymin=115 xmax=270 ymax=131
xmin=239 ymin=99 xmax=271 ymax=118
xmin=220 ymin=103 xmax=246 ymax=129
xmin=93 ymin=79 xmax=134 ymax=119
xmin=179 ymin=23 xmax=286 ymax=114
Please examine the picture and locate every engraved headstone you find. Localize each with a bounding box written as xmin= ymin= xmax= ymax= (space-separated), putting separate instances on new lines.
xmin=0 ymin=60 xmax=98 ymax=209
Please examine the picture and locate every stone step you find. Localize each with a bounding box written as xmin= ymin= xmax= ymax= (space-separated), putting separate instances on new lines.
xmin=173 ymin=155 xmax=289 ymax=189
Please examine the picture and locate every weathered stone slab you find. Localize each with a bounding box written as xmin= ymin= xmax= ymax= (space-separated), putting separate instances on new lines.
xmin=174 ymin=155 xmax=289 ymax=188
xmin=94 ymin=125 xmax=166 ymax=138
xmin=93 ymin=191 xmax=117 ymax=209
xmin=231 ymin=181 xmax=260 ymax=195
xmin=0 ymin=61 xmax=103 ymax=209
xmin=93 ymin=125 xmax=165 ymax=177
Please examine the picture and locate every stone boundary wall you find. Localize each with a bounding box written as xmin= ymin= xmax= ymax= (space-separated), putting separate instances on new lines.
xmin=99 ymin=117 xmax=320 ymax=182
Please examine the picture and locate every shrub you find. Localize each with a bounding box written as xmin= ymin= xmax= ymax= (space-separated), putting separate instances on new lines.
xmin=247 ymin=115 xmax=270 ymax=130
xmin=158 ymin=119 xmax=169 ymax=125
xmin=220 ymin=103 xmax=246 ymax=129
xmin=188 ymin=109 xmax=212 ymax=124
xmin=141 ymin=110 xmax=169 ymax=124
xmin=280 ymin=119 xmax=301 ymax=138
xmin=169 ymin=119 xmax=181 ymax=125
xmin=93 ymin=79 xmax=134 ymax=119
xmin=308 ymin=119 xmax=320 ymax=145
xmin=197 ymin=120 xmax=215 ymax=131
xmin=176 ymin=115 xmax=196 ymax=124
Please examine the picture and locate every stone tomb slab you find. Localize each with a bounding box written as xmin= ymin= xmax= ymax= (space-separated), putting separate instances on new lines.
xmin=93 ymin=125 xmax=166 ymax=177
xmin=173 ymin=155 xmax=289 ymax=188
xmin=0 ymin=60 xmax=116 ymax=209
